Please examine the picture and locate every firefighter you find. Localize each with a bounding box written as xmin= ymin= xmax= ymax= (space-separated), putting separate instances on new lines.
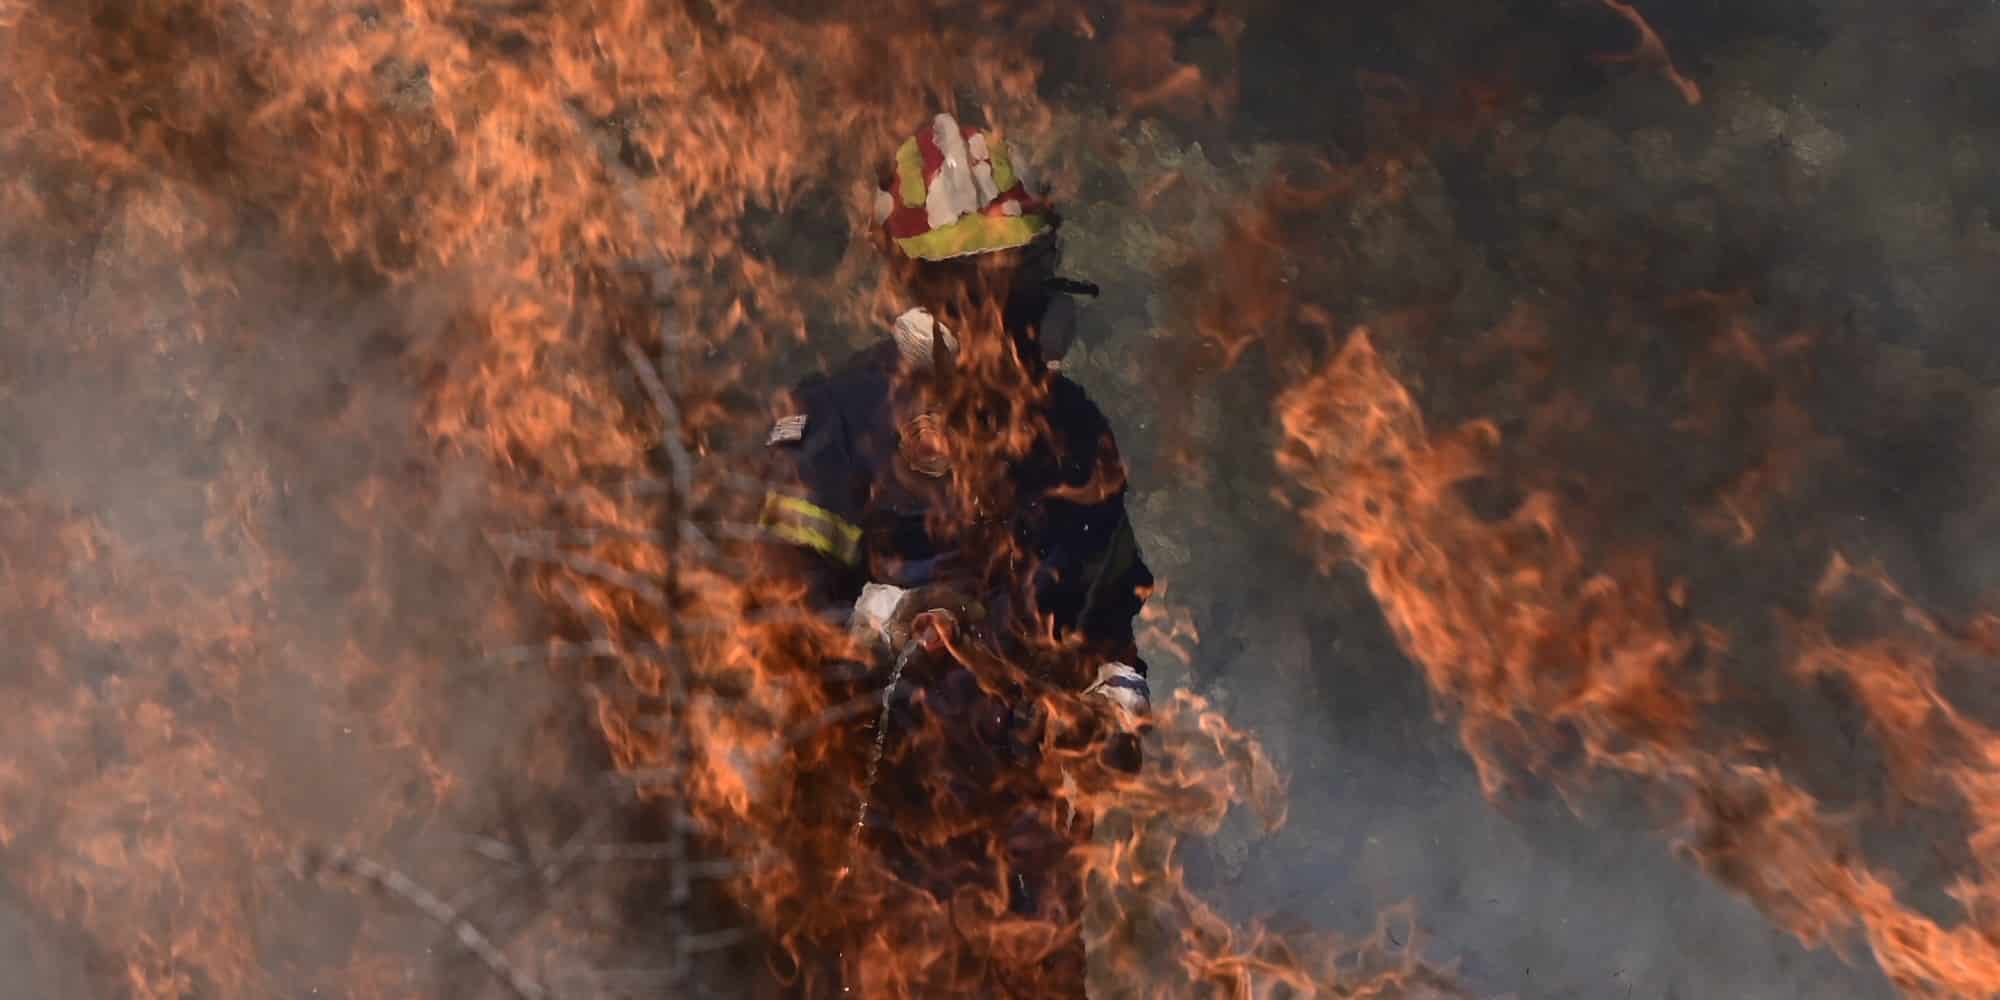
xmin=756 ymin=111 xmax=1152 ymax=724
xmin=754 ymin=113 xmax=1152 ymax=994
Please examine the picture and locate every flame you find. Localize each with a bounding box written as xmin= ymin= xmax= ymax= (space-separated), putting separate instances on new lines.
xmin=2 ymin=0 xmax=1845 ymax=995
xmin=1278 ymin=324 xmax=2000 ymax=997
xmin=1664 ymin=291 xmax=1825 ymax=545
xmin=1595 ymin=0 xmax=1703 ymax=105
xmin=2 ymin=0 xmax=1370 ymax=982
xmin=1277 ymin=330 xmax=1703 ymax=795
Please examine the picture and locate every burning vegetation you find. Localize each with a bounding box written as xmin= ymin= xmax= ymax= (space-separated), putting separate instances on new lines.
xmin=4 ymin=1 xmax=2000 ymax=998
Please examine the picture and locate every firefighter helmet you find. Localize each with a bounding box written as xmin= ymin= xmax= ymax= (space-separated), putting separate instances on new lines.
xmin=873 ymin=113 xmax=1056 ymax=261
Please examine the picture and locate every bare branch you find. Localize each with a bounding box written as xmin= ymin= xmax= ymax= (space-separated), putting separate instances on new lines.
xmin=495 ymin=526 xmax=677 ymax=549
xmin=621 ymin=338 xmax=695 ymax=502
xmin=564 ymin=477 xmax=678 ymax=500
xmin=298 ymin=846 xmax=551 ymax=1000
xmin=496 ymin=540 xmax=668 ymax=605
xmin=557 ymin=468 xmax=763 ymax=506
xmin=460 ymin=836 xmax=744 ymax=874
xmin=681 ymin=927 xmax=753 ymax=954
xmin=488 ymin=639 xmax=620 ymax=666
xmin=709 ymin=520 xmax=768 ymax=544
xmin=769 ymin=685 xmax=895 ymax=759
xmin=618 ymin=766 xmax=686 ymax=787
xmin=545 ymin=964 xmax=733 ymax=995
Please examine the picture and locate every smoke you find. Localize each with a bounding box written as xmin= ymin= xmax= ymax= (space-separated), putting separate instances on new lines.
xmin=0 ymin=166 xmax=586 ymax=994
xmin=1053 ymin=1 xmax=2000 ymax=996
xmin=5 ymin=0 xmax=1998 ymax=995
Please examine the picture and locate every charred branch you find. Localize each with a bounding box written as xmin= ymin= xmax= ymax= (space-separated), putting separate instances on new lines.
xmin=296 ymin=845 xmax=552 ymax=1000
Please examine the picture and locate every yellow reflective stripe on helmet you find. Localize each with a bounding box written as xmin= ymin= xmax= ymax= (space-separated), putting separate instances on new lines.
xmin=895 ymin=212 xmax=1052 ymax=261
xmin=989 ymin=139 xmax=1017 ymax=193
xmin=896 ymin=138 xmax=928 ymax=207
xmin=760 ymin=493 xmax=863 ymax=566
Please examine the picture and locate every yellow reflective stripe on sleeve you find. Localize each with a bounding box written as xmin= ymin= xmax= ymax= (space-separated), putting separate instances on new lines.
xmin=759 ymin=493 xmax=863 ymax=566
xmin=764 ymin=519 xmax=846 ymax=563
xmin=768 ymin=496 xmax=862 ymax=550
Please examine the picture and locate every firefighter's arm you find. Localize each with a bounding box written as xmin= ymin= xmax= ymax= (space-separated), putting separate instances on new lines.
xmin=1039 ymin=383 xmax=1155 ymax=710
xmin=1041 ymin=385 xmax=1154 ymax=772
xmin=1072 ymin=505 xmax=1151 ymax=775
xmin=1067 ymin=503 xmax=1152 ymax=717
xmin=754 ymin=387 xmax=869 ymax=615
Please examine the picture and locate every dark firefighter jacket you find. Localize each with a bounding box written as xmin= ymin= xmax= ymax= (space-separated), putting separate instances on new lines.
xmin=757 ymin=337 xmax=1153 ymax=686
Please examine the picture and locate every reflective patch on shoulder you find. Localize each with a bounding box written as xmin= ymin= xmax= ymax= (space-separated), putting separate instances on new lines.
xmin=766 ymin=414 xmax=808 ymax=445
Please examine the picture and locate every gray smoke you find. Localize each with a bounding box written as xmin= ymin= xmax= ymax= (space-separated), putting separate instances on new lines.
xmin=1053 ymin=2 xmax=2000 ymax=996
xmin=0 ymin=169 xmax=588 ymax=996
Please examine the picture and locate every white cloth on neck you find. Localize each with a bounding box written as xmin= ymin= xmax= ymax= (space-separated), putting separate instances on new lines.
xmin=892 ymin=308 xmax=958 ymax=369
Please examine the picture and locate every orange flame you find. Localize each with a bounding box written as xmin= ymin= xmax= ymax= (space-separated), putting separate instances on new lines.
xmin=1 ymin=0 xmax=1781 ymax=994
xmin=1279 ymin=325 xmax=2000 ymax=998
xmin=1596 ymin=0 xmax=1703 ymax=105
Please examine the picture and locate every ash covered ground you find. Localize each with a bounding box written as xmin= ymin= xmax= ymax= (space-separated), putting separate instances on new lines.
xmin=4 ymin=1 xmax=1999 ymax=997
